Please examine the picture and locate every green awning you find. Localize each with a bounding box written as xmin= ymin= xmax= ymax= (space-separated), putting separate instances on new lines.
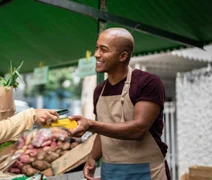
xmin=0 ymin=0 xmax=212 ymax=74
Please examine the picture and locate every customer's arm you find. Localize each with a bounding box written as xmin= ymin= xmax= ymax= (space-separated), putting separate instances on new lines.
xmin=0 ymin=108 xmax=58 ymax=143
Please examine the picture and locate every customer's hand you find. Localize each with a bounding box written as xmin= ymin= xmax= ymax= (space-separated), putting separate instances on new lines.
xmin=34 ymin=109 xmax=59 ymax=125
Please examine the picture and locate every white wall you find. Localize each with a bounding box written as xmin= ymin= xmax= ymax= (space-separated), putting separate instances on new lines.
xmin=176 ymin=67 xmax=212 ymax=177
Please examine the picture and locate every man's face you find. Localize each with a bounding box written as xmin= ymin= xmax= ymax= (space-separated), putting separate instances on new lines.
xmin=94 ymin=32 xmax=121 ymax=73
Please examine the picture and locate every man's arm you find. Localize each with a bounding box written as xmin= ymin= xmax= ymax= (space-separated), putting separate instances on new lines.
xmin=83 ymin=134 xmax=102 ymax=179
xmin=89 ymin=134 xmax=102 ymax=161
xmin=69 ymin=100 xmax=161 ymax=140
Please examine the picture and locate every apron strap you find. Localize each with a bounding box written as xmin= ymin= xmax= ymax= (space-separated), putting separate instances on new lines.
xmin=100 ymin=66 xmax=133 ymax=98
xmin=100 ymin=80 xmax=107 ymax=96
xmin=98 ymin=66 xmax=133 ymax=122
xmin=120 ymin=66 xmax=133 ymax=121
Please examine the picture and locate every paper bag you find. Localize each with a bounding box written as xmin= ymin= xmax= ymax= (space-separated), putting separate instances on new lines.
xmin=51 ymin=133 xmax=97 ymax=175
xmin=0 ymin=87 xmax=16 ymax=121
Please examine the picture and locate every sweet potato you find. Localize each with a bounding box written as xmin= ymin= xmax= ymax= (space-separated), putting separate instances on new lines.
xmin=57 ymin=141 xmax=64 ymax=150
xmin=27 ymin=144 xmax=34 ymax=149
xmin=37 ymin=150 xmax=47 ymax=160
xmin=30 ymin=157 xmax=35 ymax=162
xmin=44 ymin=151 xmax=60 ymax=163
xmin=22 ymin=164 xmax=39 ymax=176
xmin=32 ymin=160 xmax=50 ymax=171
xmin=52 ymin=138 xmax=57 ymax=142
xmin=50 ymin=141 xmax=58 ymax=148
xmin=19 ymin=154 xmax=31 ymax=164
xmin=13 ymin=160 xmax=24 ymax=169
xmin=57 ymin=140 xmax=63 ymax=146
xmin=8 ymin=167 xmax=21 ymax=174
xmin=61 ymin=141 xmax=71 ymax=150
xmin=41 ymin=140 xmax=52 ymax=147
xmin=42 ymin=146 xmax=58 ymax=152
xmin=25 ymin=149 xmax=38 ymax=157
xmin=42 ymin=146 xmax=52 ymax=152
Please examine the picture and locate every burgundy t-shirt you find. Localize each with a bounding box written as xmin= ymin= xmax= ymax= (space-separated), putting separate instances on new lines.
xmin=93 ymin=69 xmax=171 ymax=179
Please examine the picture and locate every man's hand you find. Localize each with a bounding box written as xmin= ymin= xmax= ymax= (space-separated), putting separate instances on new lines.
xmin=83 ymin=157 xmax=97 ymax=180
xmin=68 ymin=115 xmax=91 ymax=137
xmin=34 ymin=109 xmax=59 ymax=125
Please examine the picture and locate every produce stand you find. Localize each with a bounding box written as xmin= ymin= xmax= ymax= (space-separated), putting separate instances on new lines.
xmin=0 ymin=132 xmax=97 ymax=179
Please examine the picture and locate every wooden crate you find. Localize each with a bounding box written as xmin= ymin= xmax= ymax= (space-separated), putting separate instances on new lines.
xmin=189 ymin=165 xmax=212 ymax=180
xmin=181 ymin=173 xmax=189 ymax=180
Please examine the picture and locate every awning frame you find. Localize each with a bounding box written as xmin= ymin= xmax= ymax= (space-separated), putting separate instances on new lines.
xmin=37 ymin=0 xmax=205 ymax=49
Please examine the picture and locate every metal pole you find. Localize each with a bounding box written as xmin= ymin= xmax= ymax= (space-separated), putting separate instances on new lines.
xmin=97 ymin=0 xmax=107 ymax=84
xmin=170 ymin=102 xmax=176 ymax=180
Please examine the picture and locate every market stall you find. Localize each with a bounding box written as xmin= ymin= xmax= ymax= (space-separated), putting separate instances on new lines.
xmin=0 ymin=63 xmax=96 ymax=179
xmin=0 ymin=1 xmax=212 ymax=179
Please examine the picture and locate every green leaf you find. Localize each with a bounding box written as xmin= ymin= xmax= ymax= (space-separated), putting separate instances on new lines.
xmin=15 ymin=70 xmax=26 ymax=85
xmin=3 ymin=61 xmax=25 ymax=88
xmin=15 ymin=61 xmax=24 ymax=72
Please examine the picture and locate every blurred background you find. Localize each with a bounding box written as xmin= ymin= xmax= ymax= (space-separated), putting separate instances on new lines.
xmin=1 ymin=1 xmax=212 ymax=179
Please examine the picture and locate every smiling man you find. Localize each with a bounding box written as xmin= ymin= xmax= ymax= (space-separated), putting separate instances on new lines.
xmin=69 ymin=28 xmax=170 ymax=180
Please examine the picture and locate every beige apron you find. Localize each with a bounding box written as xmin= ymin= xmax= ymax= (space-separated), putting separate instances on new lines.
xmin=96 ymin=66 xmax=167 ymax=180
